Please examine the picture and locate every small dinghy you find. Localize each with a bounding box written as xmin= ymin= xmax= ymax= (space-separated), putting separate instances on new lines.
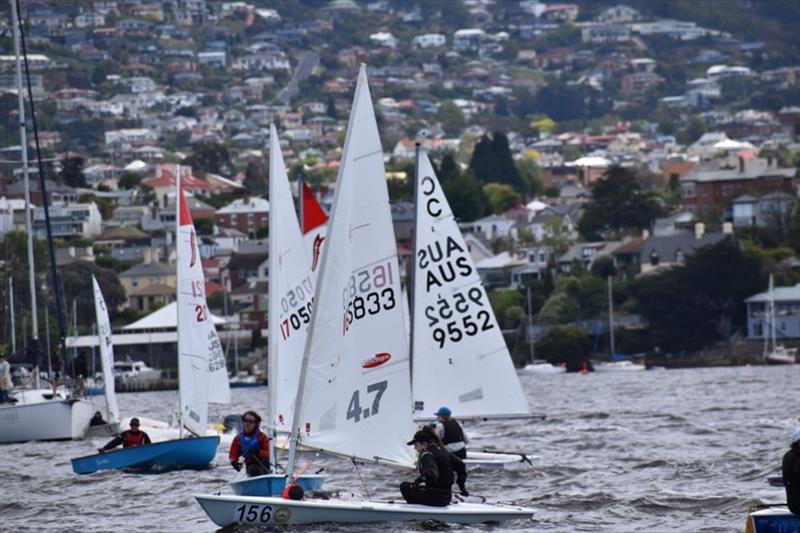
xmin=230 ymin=473 xmax=326 ymax=497
xmin=72 ymin=435 xmax=219 ymax=474
xmin=746 ymin=505 xmax=800 ymax=533
xmin=195 ymin=494 xmax=533 ymax=527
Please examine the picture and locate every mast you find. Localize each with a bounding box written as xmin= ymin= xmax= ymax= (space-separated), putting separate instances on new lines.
xmin=9 ymin=277 xmax=15 ymax=354
xmin=409 ymin=142 xmax=420 ymax=380
xmin=11 ymin=0 xmax=38 ymax=358
xmin=769 ymin=274 xmax=776 ymax=351
xmin=176 ymin=164 xmax=183 ymax=439
xmin=527 ymin=285 xmax=534 ymax=364
xmin=607 ymin=275 xmax=615 ymax=358
xmin=15 ymin=0 xmax=68 ymax=386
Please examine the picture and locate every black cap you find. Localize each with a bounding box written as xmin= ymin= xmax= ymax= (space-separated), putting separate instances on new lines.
xmin=406 ymin=429 xmax=433 ymax=445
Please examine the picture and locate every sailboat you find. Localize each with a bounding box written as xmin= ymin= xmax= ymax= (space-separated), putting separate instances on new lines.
xmin=763 ymin=274 xmax=798 ymax=365
xmin=0 ymin=0 xmax=94 ymax=444
xmin=70 ymin=170 xmax=224 ymax=473
xmin=83 ymin=276 xmax=121 ymax=438
xmin=228 ymin=124 xmax=327 ymax=497
xmin=194 ymin=65 xmax=534 ymax=527
xmin=409 ymin=149 xmax=538 ymax=466
xmin=592 ymin=276 xmax=645 ymax=372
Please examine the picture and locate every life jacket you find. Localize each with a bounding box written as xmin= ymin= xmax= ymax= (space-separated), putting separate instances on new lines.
xmin=422 ymin=445 xmax=455 ymax=490
xmin=123 ymin=430 xmax=146 ymax=447
xmin=238 ymin=430 xmax=261 ymax=461
xmin=440 ymin=418 xmax=465 ymax=445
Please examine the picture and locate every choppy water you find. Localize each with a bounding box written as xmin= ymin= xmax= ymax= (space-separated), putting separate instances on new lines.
xmin=2 ymin=365 xmax=799 ymax=532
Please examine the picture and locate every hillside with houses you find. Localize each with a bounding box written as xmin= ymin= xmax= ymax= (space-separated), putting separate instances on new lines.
xmin=2 ymin=0 xmax=800 ymax=370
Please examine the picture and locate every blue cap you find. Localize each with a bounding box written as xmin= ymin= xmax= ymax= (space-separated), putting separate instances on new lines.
xmin=434 ymin=407 xmax=451 ymax=417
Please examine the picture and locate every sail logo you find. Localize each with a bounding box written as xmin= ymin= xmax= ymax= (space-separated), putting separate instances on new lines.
xmin=311 ymin=234 xmax=324 ymax=271
xmin=361 ymin=352 xmax=391 ymax=369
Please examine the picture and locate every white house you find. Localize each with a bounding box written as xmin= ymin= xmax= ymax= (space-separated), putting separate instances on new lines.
xmin=413 ymin=33 xmax=446 ymax=48
xmin=369 ymin=32 xmax=397 ymax=49
xmin=459 ymin=214 xmax=517 ymax=241
xmin=32 ymin=202 xmax=102 ymax=239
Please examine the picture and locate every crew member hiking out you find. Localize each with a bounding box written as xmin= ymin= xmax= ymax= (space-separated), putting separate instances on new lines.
xmin=98 ymin=418 xmax=151 ymax=452
xmin=400 ymin=429 xmax=468 ymax=506
xmin=784 ymin=426 xmax=800 ymax=516
xmin=433 ymin=406 xmax=468 ymax=459
xmin=229 ymin=410 xmax=270 ymax=477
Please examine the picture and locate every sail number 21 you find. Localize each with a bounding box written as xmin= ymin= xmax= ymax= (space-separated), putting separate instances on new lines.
xmin=346 ymin=380 xmax=388 ymax=423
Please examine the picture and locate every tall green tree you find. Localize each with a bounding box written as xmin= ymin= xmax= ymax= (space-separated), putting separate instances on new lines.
xmin=484 ymin=183 xmax=522 ymax=214
xmin=60 ymin=155 xmax=86 ymax=188
xmin=442 ymin=170 xmax=488 ymax=222
xmin=633 ymin=238 xmax=762 ymax=353
xmin=436 ymin=100 xmax=465 ymax=136
xmin=61 ymin=262 xmax=126 ymax=327
xmin=578 ymin=166 xmax=665 ymax=240
xmin=183 ymin=142 xmax=232 ymax=175
xmin=243 ymin=160 xmax=268 ymax=196
xmin=469 ymin=132 xmax=522 ymax=190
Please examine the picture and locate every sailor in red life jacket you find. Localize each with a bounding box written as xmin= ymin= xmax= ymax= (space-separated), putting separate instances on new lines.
xmin=229 ymin=410 xmax=270 ymax=477
xmin=98 ymin=418 xmax=152 ymax=453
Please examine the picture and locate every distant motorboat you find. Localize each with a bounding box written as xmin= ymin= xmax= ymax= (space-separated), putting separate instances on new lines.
xmin=765 ymin=345 xmax=798 ymax=365
xmin=114 ymin=360 xmax=162 ymax=386
xmin=593 ymin=360 xmax=646 ymax=372
xmin=517 ymin=360 xmax=566 ymax=375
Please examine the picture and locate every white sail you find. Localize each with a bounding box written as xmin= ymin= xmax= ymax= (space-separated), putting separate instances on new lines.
xmin=293 ymin=65 xmax=416 ymax=468
xmin=92 ymin=275 xmax=119 ymax=424
xmin=268 ymin=124 xmax=319 ymax=433
xmin=411 ymin=151 xmax=529 ymax=418
xmin=177 ymin=173 xmax=230 ymax=436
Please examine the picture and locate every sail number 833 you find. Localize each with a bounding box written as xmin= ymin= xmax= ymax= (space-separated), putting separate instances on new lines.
xmin=342 ymin=261 xmax=396 ymax=334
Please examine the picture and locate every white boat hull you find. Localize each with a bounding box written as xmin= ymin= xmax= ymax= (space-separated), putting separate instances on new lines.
xmin=516 ymin=363 xmax=566 ymax=375
xmin=465 ymin=450 xmax=537 ymax=467
xmin=0 ymin=397 xmax=94 ymax=443
xmin=194 ymin=494 xmax=534 ymax=527
xmin=593 ymin=361 xmax=646 ymax=372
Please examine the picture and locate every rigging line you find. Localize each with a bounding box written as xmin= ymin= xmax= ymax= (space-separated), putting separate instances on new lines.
xmin=350 ymin=457 xmax=371 ymax=500
xmin=16 ymin=0 xmax=70 ymax=377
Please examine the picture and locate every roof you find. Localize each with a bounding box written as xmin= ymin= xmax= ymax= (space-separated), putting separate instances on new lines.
xmin=559 ymin=241 xmax=623 ymax=263
xmin=641 ymin=233 xmax=728 ymax=261
xmin=216 ymin=197 xmax=269 ymax=215
xmin=612 ymin=237 xmax=645 ymax=255
xmin=129 ymin=283 xmax=175 ymax=297
xmin=231 ymin=280 xmax=268 ymax=296
xmin=120 ymin=261 xmax=174 ymax=278
xmin=746 ymin=283 xmax=800 ymax=303
xmin=227 ymin=251 xmax=268 ymax=270
xmin=98 ymin=225 xmax=149 ymax=241
xmin=122 ymin=301 xmax=225 ymax=330
xmin=475 ymin=251 xmax=527 ymax=269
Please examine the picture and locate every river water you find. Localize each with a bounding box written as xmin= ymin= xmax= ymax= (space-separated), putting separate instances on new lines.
xmin=2 ymin=365 xmax=798 ymax=532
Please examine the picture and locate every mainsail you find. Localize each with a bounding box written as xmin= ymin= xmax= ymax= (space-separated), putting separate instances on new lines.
xmin=176 ymin=168 xmax=230 ymax=436
xmin=290 ymin=65 xmax=416 ymax=469
xmin=411 ymin=151 xmax=529 ymax=418
xmin=92 ymin=275 xmax=120 ymax=424
xmin=268 ymin=124 xmax=323 ymax=434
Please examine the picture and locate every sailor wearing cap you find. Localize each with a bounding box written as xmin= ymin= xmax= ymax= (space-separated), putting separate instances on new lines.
xmin=433 ymin=407 xmax=468 ymax=459
xmin=399 ymin=428 xmax=468 ymax=507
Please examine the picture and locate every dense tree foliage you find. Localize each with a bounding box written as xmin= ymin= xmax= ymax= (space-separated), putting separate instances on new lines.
xmin=578 ymin=166 xmax=664 ymax=240
xmin=632 ymin=238 xmax=763 ymax=353
xmin=484 ymin=183 xmax=522 ymax=214
xmin=468 ymin=132 xmax=522 ymax=190
xmin=61 ymin=262 xmax=126 ymax=327
xmin=534 ymin=326 xmax=591 ymax=371
xmin=60 ymin=155 xmax=86 ymax=188
xmin=182 ymin=142 xmax=232 ymax=175
xmin=442 ymin=170 xmax=487 ymax=222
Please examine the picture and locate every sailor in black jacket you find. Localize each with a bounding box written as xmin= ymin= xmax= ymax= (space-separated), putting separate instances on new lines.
xmin=400 ymin=429 xmax=468 ymax=507
xmin=784 ymin=427 xmax=800 ymax=515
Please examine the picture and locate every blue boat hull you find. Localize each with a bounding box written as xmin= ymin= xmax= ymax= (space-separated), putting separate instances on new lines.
xmin=230 ymin=474 xmax=326 ymax=496
xmin=71 ymin=436 xmax=220 ymax=474
xmin=750 ymin=506 xmax=800 ymax=533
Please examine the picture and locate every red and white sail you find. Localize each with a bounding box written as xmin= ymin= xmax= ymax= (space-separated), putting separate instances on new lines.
xmin=300 ymin=181 xmax=328 ymax=275
xmin=177 ymin=169 xmax=230 ymax=436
